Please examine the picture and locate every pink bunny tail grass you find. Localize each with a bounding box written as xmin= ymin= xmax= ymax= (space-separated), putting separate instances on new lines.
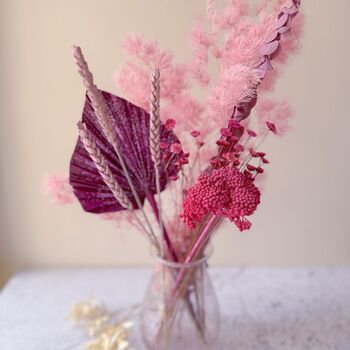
xmin=77 ymin=122 xmax=133 ymax=210
xmin=43 ymin=173 xmax=75 ymax=205
xmin=208 ymin=64 xmax=261 ymax=119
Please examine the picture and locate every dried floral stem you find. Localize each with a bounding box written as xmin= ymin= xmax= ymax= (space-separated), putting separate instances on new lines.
xmin=72 ymin=46 xmax=158 ymax=249
xmin=77 ymin=122 xmax=159 ymax=248
xmin=149 ymin=68 xmax=164 ymax=257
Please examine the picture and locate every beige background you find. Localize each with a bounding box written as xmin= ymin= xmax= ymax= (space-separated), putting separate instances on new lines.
xmin=1 ymin=1 xmax=350 ymax=287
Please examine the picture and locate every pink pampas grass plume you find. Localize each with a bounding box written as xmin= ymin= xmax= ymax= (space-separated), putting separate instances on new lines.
xmin=208 ymin=64 xmax=261 ymax=119
xmin=43 ymin=173 xmax=74 ymax=205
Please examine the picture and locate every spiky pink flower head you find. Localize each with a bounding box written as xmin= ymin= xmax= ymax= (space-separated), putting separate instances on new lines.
xmin=181 ymin=167 xmax=260 ymax=231
xmin=165 ymin=118 xmax=176 ymax=131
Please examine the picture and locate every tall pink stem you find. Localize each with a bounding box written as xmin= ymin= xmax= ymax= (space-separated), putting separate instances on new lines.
xmin=169 ymin=214 xmax=217 ymax=306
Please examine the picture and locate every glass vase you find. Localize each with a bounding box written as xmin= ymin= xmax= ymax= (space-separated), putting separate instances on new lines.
xmin=140 ymin=248 xmax=220 ymax=350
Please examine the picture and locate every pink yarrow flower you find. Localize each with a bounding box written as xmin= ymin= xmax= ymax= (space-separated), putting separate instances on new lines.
xmin=181 ymin=167 xmax=260 ymax=232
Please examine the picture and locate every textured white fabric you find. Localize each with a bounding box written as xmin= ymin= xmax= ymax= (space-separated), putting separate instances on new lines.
xmin=0 ymin=267 xmax=350 ymax=349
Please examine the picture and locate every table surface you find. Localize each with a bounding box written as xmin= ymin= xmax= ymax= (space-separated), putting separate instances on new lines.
xmin=0 ymin=267 xmax=350 ymax=350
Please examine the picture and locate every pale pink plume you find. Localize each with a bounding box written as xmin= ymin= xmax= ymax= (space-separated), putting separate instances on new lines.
xmin=208 ymin=64 xmax=261 ymax=119
xmin=43 ymin=173 xmax=75 ymax=205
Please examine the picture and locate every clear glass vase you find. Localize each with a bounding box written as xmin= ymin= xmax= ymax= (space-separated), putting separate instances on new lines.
xmin=140 ymin=248 xmax=220 ymax=350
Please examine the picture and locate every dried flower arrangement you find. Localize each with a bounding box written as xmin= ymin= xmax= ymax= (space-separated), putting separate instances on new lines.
xmin=46 ymin=0 xmax=303 ymax=348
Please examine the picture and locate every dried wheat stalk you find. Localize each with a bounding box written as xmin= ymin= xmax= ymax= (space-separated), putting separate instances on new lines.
xmin=77 ymin=122 xmax=132 ymax=210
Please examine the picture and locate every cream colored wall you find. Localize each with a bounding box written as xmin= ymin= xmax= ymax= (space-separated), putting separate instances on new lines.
xmin=1 ymin=0 xmax=350 ymax=287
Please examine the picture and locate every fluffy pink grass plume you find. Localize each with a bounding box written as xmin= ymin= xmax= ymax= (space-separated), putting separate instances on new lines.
xmin=208 ymin=64 xmax=260 ymax=118
xmin=43 ymin=173 xmax=74 ymax=205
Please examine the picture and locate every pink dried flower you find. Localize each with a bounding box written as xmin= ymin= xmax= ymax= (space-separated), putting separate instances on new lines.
xmin=246 ymin=164 xmax=256 ymax=171
xmin=181 ymin=167 xmax=260 ymax=231
xmin=247 ymin=129 xmax=257 ymax=137
xmin=228 ymin=120 xmax=241 ymax=129
xmin=191 ymin=130 xmax=201 ymax=137
xmin=220 ymin=128 xmax=231 ymax=137
xmin=234 ymin=144 xmax=244 ymax=152
xmin=170 ymin=142 xmax=182 ymax=154
xmin=165 ymin=118 xmax=176 ymax=131
xmin=249 ymin=148 xmax=259 ymax=157
xmin=266 ymin=121 xmax=277 ymax=134
xmin=255 ymin=98 xmax=292 ymax=136
xmin=159 ymin=142 xmax=169 ymax=149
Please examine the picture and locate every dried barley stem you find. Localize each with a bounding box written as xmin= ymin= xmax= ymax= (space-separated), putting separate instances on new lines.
xmin=77 ymin=122 xmax=159 ymax=248
xmin=149 ymin=68 xmax=164 ymax=256
xmin=72 ymin=46 xmax=158 ymax=250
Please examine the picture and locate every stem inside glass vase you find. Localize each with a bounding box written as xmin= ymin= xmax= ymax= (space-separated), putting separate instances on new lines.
xmin=140 ymin=245 xmax=220 ymax=350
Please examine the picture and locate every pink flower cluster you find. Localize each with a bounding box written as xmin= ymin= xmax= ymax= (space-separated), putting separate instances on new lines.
xmin=181 ymin=167 xmax=260 ymax=231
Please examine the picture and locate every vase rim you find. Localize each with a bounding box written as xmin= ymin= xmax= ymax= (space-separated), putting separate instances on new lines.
xmin=151 ymin=244 xmax=213 ymax=268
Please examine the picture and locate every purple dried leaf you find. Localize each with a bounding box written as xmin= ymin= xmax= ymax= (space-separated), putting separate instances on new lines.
xmin=70 ymin=90 xmax=181 ymax=213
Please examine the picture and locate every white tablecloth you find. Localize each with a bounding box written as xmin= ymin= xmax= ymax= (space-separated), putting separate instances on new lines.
xmin=0 ymin=267 xmax=350 ymax=349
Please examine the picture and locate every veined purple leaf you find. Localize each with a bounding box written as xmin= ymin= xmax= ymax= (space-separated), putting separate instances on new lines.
xmin=70 ymin=90 xmax=181 ymax=214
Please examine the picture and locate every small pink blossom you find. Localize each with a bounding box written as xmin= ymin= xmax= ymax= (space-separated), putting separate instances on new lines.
xmin=159 ymin=142 xmax=169 ymax=149
xmin=220 ymin=128 xmax=231 ymax=136
xmin=249 ymin=148 xmax=259 ymax=157
xmin=170 ymin=142 xmax=182 ymax=154
xmin=165 ymin=118 xmax=176 ymax=131
xmin=191 ymin=130 xmax=201 ymax=137
xmin=246 ymin=164 xmax=256 ymax=171
xmin=266 ymin=121 xmax=277 ymax=134
xmin=247 ymin=129 xmax=257 ymax=137
xmin=234 ymin=144 xmax=244 ymax=152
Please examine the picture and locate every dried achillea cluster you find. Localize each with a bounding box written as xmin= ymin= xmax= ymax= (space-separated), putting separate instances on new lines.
xmin=181 ymin=167 xmax=260 ymax=231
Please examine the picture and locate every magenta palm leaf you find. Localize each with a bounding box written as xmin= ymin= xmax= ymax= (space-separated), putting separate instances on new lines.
xmin=70 ymin=90 xmax=181 ymax=213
